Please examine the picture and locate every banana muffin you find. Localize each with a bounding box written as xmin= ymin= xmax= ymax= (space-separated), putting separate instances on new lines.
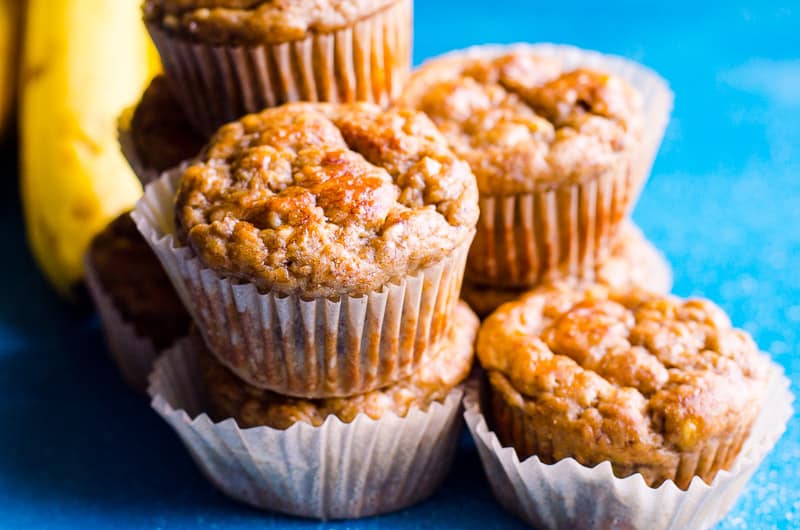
xmin=476 ymin=283 xmax=769 ymax=489
xmin=202 ymin=301 xmax=479 ymax=428
xmin=137 ymin=101 xmax=478 ymax=397
xmin=148 ymin=301 xmax=479 ymax=519
xmin=122 ymin=75 xmax=206 ymax=185
xmin=144 ymin=0 xmax=412 ymax=133
xmin=461 ymin=222 xmax=672 ymax=317
xmin=399 ymin=46 xmax=648 ymax=289
xmin=86 ymin=212 xmax=191 ymax=390
xmin=175 ymin=102 xmax=478 ymax=297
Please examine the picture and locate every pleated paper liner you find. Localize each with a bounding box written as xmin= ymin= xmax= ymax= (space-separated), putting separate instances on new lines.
xmin=463 ymin=360 xmax=793 ymax=530
xmin=84 ymin=256 xmax=161 ymax=393
xmin=467 ymin=164 xmax=632 ymax=288
xmin=461 ymin=221 xmax=673 ymax=318
xmin=416 ymin=43 xmax=672 ymax=289
xmin=132 ymin=167 xmax=473 ymax=398
xmin=147 ymin=0 xmax=412 ymax=134
xmin=149 ymin=335 xmax=464 ymax=520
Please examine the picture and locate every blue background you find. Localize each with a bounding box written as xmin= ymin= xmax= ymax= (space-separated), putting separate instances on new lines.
xmin=1 ymin=1 xmax=798 ymax=528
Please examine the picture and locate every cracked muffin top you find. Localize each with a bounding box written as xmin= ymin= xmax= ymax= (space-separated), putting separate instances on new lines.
xmin=477 ymin=283 xmax=768 ymax=456
xmin=175 ymin=102 xmax=478 ymax=298
xmin=130 ymin=76 xmax=206 ymax=174
xmin=203 ymin=301 xmax=478 ymax=428
xmin=398 ymin=48 xmax=643 ymax=195
xmin=144 ymin=0 xmax=398 ymax=45
xmin=88 ymin=212 xmax=191 ymax=348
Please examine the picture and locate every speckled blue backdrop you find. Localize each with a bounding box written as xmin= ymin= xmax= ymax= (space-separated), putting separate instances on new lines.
xmin=1 ymin=1 xmax=798 ymax=528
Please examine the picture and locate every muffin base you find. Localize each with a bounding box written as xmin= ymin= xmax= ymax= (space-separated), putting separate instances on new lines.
xmin=463 ymin=362 xmax=792 ymax=530
xmin=149 ymin=336 xmax=464 ymax=520
xmin=133 ymin=167 xmax=473 ymax=398
xmin=84 ymin=256 xmax=162 ymax=393
xmin=147 ymin=0 xmax=412 ymax=134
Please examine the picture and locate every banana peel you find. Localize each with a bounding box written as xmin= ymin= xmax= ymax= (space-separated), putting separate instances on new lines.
xmin=0 ymin=0 xmax=21 ymax=137
xmin=20 ymin=0 xmax=160 ymax=298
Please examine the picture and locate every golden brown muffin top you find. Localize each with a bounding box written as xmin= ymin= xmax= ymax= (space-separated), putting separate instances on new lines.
xmin=130 ymin=76 xmax=206 ymax=174
xmin=144 ymin=0 xmax=397 ymax=45
xmin=399 ymin=49 xmax=642 ymax=195
xmin=203 ymin=301 xmax=479 ymax=428
xmin=88 ymin=212 xmax=191 ymax=348
xmin=477 ymin=284 xmax=768 ymax=453
xmin=175 ymin=102 xmax=479 ymax=297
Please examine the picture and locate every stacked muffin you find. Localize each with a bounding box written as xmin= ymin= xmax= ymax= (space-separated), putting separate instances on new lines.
xmin=397 ymin=45 xmax=789 ymax=528
xmin=92 ymin=1 xmax=489 ymax=520
xmin=134 ymin=103 xmax=481 ymax=518
xmin=394 ymin=46 xmax=788 ymax=529
xmin=82 ymin=2 xmax=794 ymax=528
xmin=399 ymin=45 xmax=674 ymax=314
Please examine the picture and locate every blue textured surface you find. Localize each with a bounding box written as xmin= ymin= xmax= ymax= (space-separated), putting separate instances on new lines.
xmin=1 ymin=1 xmax=798 ymax=528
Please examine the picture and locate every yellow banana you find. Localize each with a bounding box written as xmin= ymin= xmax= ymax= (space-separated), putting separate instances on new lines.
xmin=0 ymin=0 xmax=20 ymax=136
xmin=21 ymin=0 xmax=160 ymax=298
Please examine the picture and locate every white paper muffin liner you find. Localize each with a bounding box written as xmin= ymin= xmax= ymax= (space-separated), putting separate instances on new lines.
xmin=412 ymin=44 xmax=672 ymax=289
xmin=148 ymin=336 xmax=464 ymax=520
xmin=84 ymin=256 xmax=161 ymax=393
xmin=468 ymin=161 xmax=632 ymax=288
xmin=148 ymin=0 xmax=412 ymax=134
xmin=461 ymin=222 xmax=673 ymax=318
xmin=132 ymin=167 xmax=473 ymax=398
xmin=463 ymin=360 xmax=793 ymax=530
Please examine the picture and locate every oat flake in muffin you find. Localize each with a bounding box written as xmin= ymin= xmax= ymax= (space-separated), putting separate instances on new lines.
xmin=477 ymin=283 xmax=769 ymax=489
xmin=175 ymin=102 xmax=479 ymax=298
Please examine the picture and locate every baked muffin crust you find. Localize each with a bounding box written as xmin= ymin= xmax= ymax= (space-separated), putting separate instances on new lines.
xmin=88 ymin=213 xmax=191 ymax=348
xmin=399 ymin=50 xmax=642 ymax=195
xmin=477 ymin=283 xmax=768 ymax=487
xmin=203 ymin=301 xmax=479 ymax=428
xmin=130 ymin=76 xmax=206 ymax=174
xmin=175 ymin=102 xmax=478 ymax=297
xmin=144 ymin=0 xmax=397 ymax=45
